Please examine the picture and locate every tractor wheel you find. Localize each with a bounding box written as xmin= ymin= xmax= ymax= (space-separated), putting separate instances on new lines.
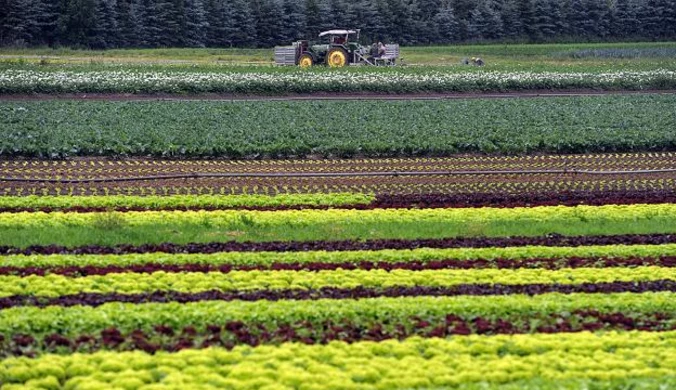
xmin=298 ymin=54 xmax=313 ymax=68
xmin=326 ymin=48 xmax=348 ymax=67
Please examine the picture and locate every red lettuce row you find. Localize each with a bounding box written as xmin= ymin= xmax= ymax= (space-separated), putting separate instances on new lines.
xmin=1 ymin=280 xmax=674 ymax=309
xmin=2 ymin=233 xmax=675 ymax=256
xmin=2 ymin=256 xmax=674 ymax=277
xmin=3 ymin=310 xmax=674 ymax=358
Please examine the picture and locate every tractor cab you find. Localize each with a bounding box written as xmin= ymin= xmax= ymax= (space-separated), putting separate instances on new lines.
xmin=317 ymin=29 xmax=360 ymax=67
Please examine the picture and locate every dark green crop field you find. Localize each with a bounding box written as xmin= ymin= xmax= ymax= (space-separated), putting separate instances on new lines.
xmin=1 ymin=94 xmax=675 ymax=158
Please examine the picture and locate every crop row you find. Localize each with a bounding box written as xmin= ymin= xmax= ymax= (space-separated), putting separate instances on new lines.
xmin=0 ymin=266 xmax=672 ymax=298
xmin=4 ymin=255 xmax=674 ymax=278
xmin=3 ymin=153 xmax=673 ymax=175
xmin=2 ymin=95 xmax=676 ymax=158
xmin=2 ymin=204 xmax=674 ymax=248
xmin=3 ymin=233 xmax=674 ymax=256
xmin=2 ymin=310 xmax=674 ymax=358
xmin=2 ymin=331 xmax=675 ymax=389
xmin=1 ymin=190 xmax=676 ymax=212
xmin=3 ymin=177 xmax=673 ymax=198
xmin=2 ymin=69 xmax=676 ymax=95
xmin=3 ymin=243 xmax=674 ymax=269
xmin=0 ymin=193 xmax=374 ymax=212
xmin=3 ymin=281 xmax=674 ymax=311
xmin=2 ymin=203 xmax=673 ymax=229
xmin=2 ymin=292 xmax=673 ymax=338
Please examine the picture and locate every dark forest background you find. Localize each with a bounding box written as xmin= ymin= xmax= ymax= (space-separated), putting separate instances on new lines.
xmin=0 ymin=0 xmax=675 ymax=49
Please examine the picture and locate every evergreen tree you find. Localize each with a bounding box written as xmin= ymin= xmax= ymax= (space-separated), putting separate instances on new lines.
xmin=644 ymin=0 xmax=676 ymax=38
xmin=1 ymin=0 xmax=41 ymax=46
xmin=57 ymin=0 xmax=97 ymax=47
xmin=115 ymin=0 xmax=139 ymax=47
xmin=91 ymin=0 xmax=119 ymax=48
xmin=532 ymin=0 xmax=556 ymax=41
xmin=33 ymin=0 xmax=59 ymax=46
xmin=585 ymin=0 xmax=610 ymax=38
xmin=304 ymin=0 xmax=320 ymax=36
xmin=499 ymin=0 xmax=522 ymax=40
xmin=230 ymin=0 xmax=257 ymax=47
xmin=205 ymin=0 xmax=235 ymax=46
xmin=612 ymin=0 xmax=639 ymax=38
xmin=256 ymin=0 xmax=285 ymax=47
xmin=433 ymin=2 xmax=460 ymax=43
xmin=183 ymin=0 xmax=208 ymax=47
xmin=282 ymin=0 xmax=307 ymax=41
xmin=516 ymin=0 xmax=536 ymax=39
xmin=372 ymin=0 xmax=393 ymax=41
xmin=468 ymin=0 xmax=503 ymax=41
xmin=566 ymin=0 xmax=590 ymax=38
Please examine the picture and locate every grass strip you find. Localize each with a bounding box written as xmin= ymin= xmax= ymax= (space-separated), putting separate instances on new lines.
xmin=1 ymin=204 xmax=675 ymax=247
xmin=2 ymin=95 xmax=676 ymax=158
xmin=3 ymin=244 xmax=675 ymax=269
xmin=0 ymin=193 xmax=374 ymax=211
xmin=1 ymin=331 xmax=675 ymax=389
xmin=0 ymin=267 xmax=673 ymax=298
xmin=1 ymin=292 xmax=673 ymax=338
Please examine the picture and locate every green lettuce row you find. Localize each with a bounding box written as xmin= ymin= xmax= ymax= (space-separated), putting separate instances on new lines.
xmin=0 ymin=193 xmax=375 ymax=210
xmin=2 ymin=203 xmax=675 ymax=229
xmin=2 ymin=331 xmax=675 ymax=389
xmin=5 ymin=244 xmax=676 ymax=269
xmin=1 ymin=292 xmax=673 ymax=338
xmin=1 ymin=266 xmax=673 ymax=298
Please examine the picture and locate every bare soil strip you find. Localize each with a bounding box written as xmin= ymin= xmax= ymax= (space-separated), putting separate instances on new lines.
xmin=2 ymin=90 xmax=676 ymax=102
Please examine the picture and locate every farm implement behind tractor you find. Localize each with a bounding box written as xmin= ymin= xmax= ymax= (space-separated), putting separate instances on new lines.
xmin=275 ymin=29 xmax=400 ymax=67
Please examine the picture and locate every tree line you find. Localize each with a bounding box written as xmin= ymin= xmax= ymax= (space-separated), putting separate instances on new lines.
xmin=1 ymin=0 xmax=675 ymax=49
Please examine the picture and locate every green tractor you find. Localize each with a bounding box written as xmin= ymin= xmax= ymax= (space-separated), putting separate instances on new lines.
xmin=275 ymin=29 xmax=400 ymax=67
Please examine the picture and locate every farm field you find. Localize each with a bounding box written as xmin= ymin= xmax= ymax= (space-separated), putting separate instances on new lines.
xmin=1 ymin=151 xmax=676 ymax=388
xmin=1 ymin=43 xmax=676 ymax=389
xmin=1 ymin=95 xmax=676 ymax=157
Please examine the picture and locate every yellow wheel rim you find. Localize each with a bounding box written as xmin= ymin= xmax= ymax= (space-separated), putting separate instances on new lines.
xmin=328 ymin=51 xmax=347 ymax=67
xmin=299 ymin=56 xmax=312 ymax=68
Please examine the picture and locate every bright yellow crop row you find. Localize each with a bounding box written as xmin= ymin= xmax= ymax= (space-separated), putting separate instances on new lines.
xmin=4 ymin=243 xmax=675 ymax=268
xmin=2 ymin=331 xmax=675 ymax=389
xmin=0 ymin=266 xmax=672 ymax=298
xmin=1 ymin=203 xmax=675 ymax=228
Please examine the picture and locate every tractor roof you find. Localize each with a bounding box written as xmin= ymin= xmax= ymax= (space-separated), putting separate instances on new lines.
xmin=318 ymin=29 xmax=358 ymax=37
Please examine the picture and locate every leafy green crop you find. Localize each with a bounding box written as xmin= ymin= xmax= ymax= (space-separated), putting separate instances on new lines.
xmin=1 ymin=94 xmax=675 ymax=158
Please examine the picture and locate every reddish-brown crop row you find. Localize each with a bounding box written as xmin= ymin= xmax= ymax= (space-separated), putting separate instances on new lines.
xmin=1 ymin=281 xmax=674 ymax=309
xmin=3 ymin=233 xmax=674 ymax=256
xmin=2 ymin=256 xmax=674 ymax=277
xmin=3 ymin=310 xmax=674 ymax=358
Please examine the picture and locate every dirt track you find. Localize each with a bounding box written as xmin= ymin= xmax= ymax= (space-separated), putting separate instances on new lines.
xmin=1 ymin=89 xmax=676 ymax=102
